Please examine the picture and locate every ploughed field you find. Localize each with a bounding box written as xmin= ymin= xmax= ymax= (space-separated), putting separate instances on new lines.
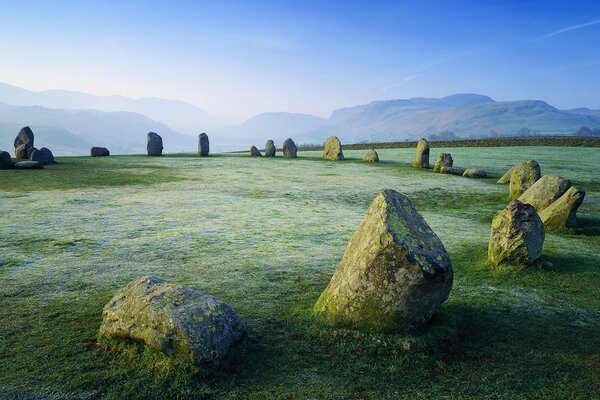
xmin=0 ymin=146 xmax=599 ymax=399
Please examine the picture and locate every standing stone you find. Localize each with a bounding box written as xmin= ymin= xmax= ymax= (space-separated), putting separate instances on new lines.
xmin=433 ymin=153 xmax=453 ymax=173
xmin=282 ymin=138 xmax=298 ymax=158
xmin=198 ymin=132 xmax=209 ymax=157
xmin=250 ymin=146 xmax=262 ymax=157
xmin=412 ymin=138 xmax=430 ymax=168
xmin=509 ymin=160 xmax=541 ymax=199
xmin=14 ymin=127 xmax=34 ymax=160
xmin=265 ymin=140 xmax=276 ymax=157
xmin=30 ymin=147 xmax=55 ymax=165
xmin=538 ymin=186 xmax=585 ymax=228
xmin=99 ymin=276 xmax=245 ymax=368
xmin=323 ymin=136 xmax=344 ymax=160
xmin=313 ymin=190 xmax=453 ymax=332
xmin=91 ymin=147 xmax=110 ymax=157
xmin=147 ymin=132 xmax=163 ymax=156
xmin=463 ymin=168 xmax=487 ymax=178
xmin=363 ymin=148 xmax=379 ymax=162
xmin=518 ymin=175 xmax=572 ymax=212
xmin=0 ymin=151 xmax=15 ymax=169
xmin=497 ymin=166 xmax=514 ymax=184
xmin=488 ymin=200 xmax=544 ymax=268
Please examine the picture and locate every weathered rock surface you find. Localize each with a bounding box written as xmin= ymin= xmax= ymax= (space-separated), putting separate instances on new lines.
xmin=250 ymin=146 xmax=262 ymax=157
xmin=323 ymin=136 xmax=344 ymax=160
xmin=282 ymin=138 xmax=298 ymax=158
xmin=265 ymin=140 xmax=276 ymax=157
xmin=30 ymin=147 xmax=55 ymax=165
xmin=99 ymin=276 xmax=245 ymax=367
xmin=538 ymin=186 xmax=585 ymax=228
xmin=518 ymin=175 xmax=571 ymax=212
xmin=433 ymin=153 xmax=453 ymax=173
xmin=509 ymin=160 xmax=540 ymax=199
xmin=198 ymin=133 xmax=209 ymax=157
xmin=15 ymin=161 xmax=43 ymax=169
xmin=363 ymin=148 xmax=379 ymax=162
xmin=497 ymin=166 xmax=514 ymax=184
xmin=463 ymin=168 xmax=487 ymax=178
xmin=313 ymin=190 xmax=453 ymax=332
xmin=14 ymin=126 xmax=34 ymax=160
xmin=91 ymin=147 xmax=110 ymax=157
xmin=412 ymin=138 xmax=430 ymax=168
xmin=147 ymin=132 xmax=163 ymax=156
xmin=440 ymin=166 xmax=466 ymax=176
xmin=488 ymin=200 xmax=544 ymax=268
xmin=0 ymin=151 xmax=15 ymax=169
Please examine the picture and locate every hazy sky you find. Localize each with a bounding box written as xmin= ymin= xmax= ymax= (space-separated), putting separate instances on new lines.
xmin=1 ymin=0 xmax=599 ymax=122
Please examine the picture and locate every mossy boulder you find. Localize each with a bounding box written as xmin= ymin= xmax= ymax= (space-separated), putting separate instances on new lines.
xmin=488 ymin=200 xmax=544 ymax=268
xmin=265 ymin=140 xmax=276 ymax=157
xmin=518 ymin=175 xmax=571 ymax=212
xmin=323 ymin=136 xmax=344 ymax=160
xmin=538 ymin=186 xmax=585 ymax=228
xmin=363 ymin=148 xmax=379 ymax=162
xmin=14 ymin=126 xmax=34 ymax=160
xmin=313 ymin=190 xmax=453 ymax=332
xmin=198 ymin=133 xmax=209 ymax=157
xmin=99 ymin=276 xmax=245 ymax=368
xmin=497 ymin=166 xmax=514 ymax=184
xmin=0 ymin=151 xmax=15 ymax=169
xmin=463 ymin=168 xmax=487 ymax=178
xmin=250 ymin=146 xmax=262 ymax=157
xmin=412 ymin=138 xmax=430 ymax=168
xmin=433 ymin=153 xmax=453 ymax=173
xmin=440 ymin=166 xmax=466 ymax=176
xmin=282 ymin=138 xmax=298 ymax=158
xmin=147 ymin=132 xmax=163 ymax=156
xmin=509 ymin=160 xmax=540 ymax=199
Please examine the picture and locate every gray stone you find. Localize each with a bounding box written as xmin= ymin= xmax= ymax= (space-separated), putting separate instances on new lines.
xmin=463 ymin=168 xmax=487 ymax=178
xmin=497 ymin=166 xmax=514 ymax=184
xmin=518 ymin=175 xmax=571 ymax=212
xmin=14 ymin=126 xmax=34 ymax=160
xmin=99 ymin=276 xmax=245 ymax=368
xmin=539 ymin=186 xmax=585 ymax=228
xmin=147 ymin=132 xmax=163 ymax=156
xmin=323 ymin=136 xmax=344 ymax=160
xmin=313 ymin=190 xmax=453 ymax=332
xmin=198 ymin=133 xmax=209 ymax=157
xmin=509 ymin=160 xmax=541 ymax=199
xmin=488 ymin=200 xmax=544 ymax=268
xmin=0 ymin=151 xmax=15 ymax=169
xmin=15 ymin=161 xmax=43 ymax=169
xmin=265 ymin=140 xmax=276 ymax=157
xmin=433 ymin=153 xmax=453 ymax=173
xmin=282 ymin=138 xmax=298 ymax=158
xmin=412 ymin=138 xmax=430 ymax=168
xmin=250 ymin=146 xmax=262 ymax=157
xmin=30 ymin=147 xmax=55 ymax=165
xmin=91 ymin=147 xmax=110 ymax=157
xmin=440 ymin=166 xmax=466 ymax=176
xmin=363 ymin=148 xmax=379 ymax=162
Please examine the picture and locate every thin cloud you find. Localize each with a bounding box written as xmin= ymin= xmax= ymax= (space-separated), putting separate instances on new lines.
xmin=534 ymin=18 xmax=600 ymax=41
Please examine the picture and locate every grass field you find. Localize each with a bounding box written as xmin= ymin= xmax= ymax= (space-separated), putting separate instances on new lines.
xmin=1 ymin=146 xmax=599 ymax=399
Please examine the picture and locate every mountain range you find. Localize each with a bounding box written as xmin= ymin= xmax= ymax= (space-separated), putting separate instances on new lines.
xmin=0 ymin=82 xmax=599 ymax=155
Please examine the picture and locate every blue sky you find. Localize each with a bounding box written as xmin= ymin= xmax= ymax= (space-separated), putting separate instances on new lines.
xmin=0 ymin=0 xmax=599 ymax=121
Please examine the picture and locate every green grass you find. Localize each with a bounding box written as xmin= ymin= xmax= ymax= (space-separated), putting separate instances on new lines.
xmin=0 ymin=146 xmax=599 ymax=399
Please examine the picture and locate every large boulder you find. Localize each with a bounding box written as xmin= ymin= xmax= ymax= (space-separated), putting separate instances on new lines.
xmin=433 ymin=153 xmax=453 ymax=173
xmin=250 ymin=146 xmax=262 ymax=157
xmin=497 ymin=166 xmax=514 ymax=184
xmin=440 ymin=166 xmax=466 ymax=176
xmin=363 ymin=148 xmax=379 ymax=162
xmin=313 ymin=190 xmax=453 ymax=332
xmin=518 ymin=175 xmax=571 ymax=212
xmin=147 ymin=132 xmax=163 ymax=156
xmin=509 ymin=160 xmax=540 ymax=199
xmin=198 ymin=133 xmax=209 ymax=157
xmin=99 ymin=276 xmax=245 ymax=368
xmin=538 ymin=186 xmax=585 ymax=228
xmin=0 ymin=151 xmax=15 ymax=169
xmin=15 ymin=161 xmax=43 ymax=169
xmin=282 ymin=138 xmax=298 ymax=158
xmin=323 ymin=136 xmax=344 ymax=160
xmin=91 ymin=147 xmax=110 ymax=157
xmin=264 ymin=140 xmax=276 ymax=157
xmin=412 ymin=138 xmax=430 ymax=168
xmin=488 ymin=200 xmax=544 ymax=268
xmin=14 ymin=126 xmax=34 ymax=160
xmin=463 ymin=168 xmax=487 ymax=178
xmin=30 ymin=147 xmax=55 ymax=165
